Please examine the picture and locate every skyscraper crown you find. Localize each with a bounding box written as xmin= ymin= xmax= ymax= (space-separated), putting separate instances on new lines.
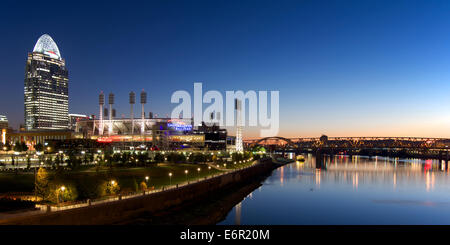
xmin=33 ymin=34 xmax=61 ymax=60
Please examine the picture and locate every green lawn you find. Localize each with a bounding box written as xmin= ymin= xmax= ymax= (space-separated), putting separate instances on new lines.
xmin=221 ymin=159 xmax=256 ymax=170
xmin=92 ymin=163 xmax=224 ymax=191
xmin=0 ymin=172 xmax=35 ymax=193
xmin=0 ymin=163 xmax=224 ymax=201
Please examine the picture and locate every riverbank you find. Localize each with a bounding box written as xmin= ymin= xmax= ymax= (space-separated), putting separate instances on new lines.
xmin=113 ymin=175 xmax=265 ymax=225
xmin=0 ymin=158 xmax=276 ymax=225
xmin=111 ymin=161 xmax=276 ymax=225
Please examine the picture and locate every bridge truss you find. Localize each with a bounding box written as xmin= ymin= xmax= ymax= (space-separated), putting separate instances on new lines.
xmin=245 ymin=136 xmax=450 ymax=150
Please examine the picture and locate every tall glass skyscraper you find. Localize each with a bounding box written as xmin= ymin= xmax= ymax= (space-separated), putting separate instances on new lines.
xmin=24 ymin=34 xmax=69 ymax=130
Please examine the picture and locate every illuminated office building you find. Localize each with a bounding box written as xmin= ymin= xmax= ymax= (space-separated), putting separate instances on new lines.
xmin=0 ymin=115 xmax=8 ymax=130
xmin=24 ymin=34 xmax=69 ymax=130
xmin=0 ymin=115 xmax=7 ymax=145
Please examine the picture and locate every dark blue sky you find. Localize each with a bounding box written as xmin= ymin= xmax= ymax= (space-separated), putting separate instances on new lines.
xmin=2 ymin=0 xmax=450 ymax=137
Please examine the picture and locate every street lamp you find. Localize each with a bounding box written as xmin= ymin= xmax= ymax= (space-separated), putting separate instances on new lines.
xmin=145 ymin=176 xmax=149 ymax=182
xmin=197 ymin=167 xmax=200 ymax=178
xmin=169 ymin=172 xmax=172 ymax=186
xmin=57 ymin=186 xmax=66 ymax=204
xmin=184 ymin=170 xmax=188 ymax=182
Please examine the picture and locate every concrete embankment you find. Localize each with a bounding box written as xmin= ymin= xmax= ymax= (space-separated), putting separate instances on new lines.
xmin=0 ymin=158 xmax=276 ymax=225
xmin=114 ymin=172 xmax=266 ymax=225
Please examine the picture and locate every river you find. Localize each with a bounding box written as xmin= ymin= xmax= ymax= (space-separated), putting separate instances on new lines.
xmin=218 ymin=154 xmax=450 ymax=225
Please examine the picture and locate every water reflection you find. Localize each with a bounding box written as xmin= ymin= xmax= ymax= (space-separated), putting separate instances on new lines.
xmin=393 ymin=172 xmax=396 ymax=189
xmin=352 ymin=172 xmax=358 ymax=190
xmin=235 ymin=202 xmax=241 ymax=225
xmin=315 ymin=169 xmax=320 ymax=188
xmin=280 ymin=166 xmax=284 ymax=186
xmin=219 ymin=154 xmax=450 ymax=225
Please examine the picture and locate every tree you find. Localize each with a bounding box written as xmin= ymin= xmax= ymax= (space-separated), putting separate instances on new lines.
xmin=66 ymin=152 xmax=75 ymax=169
xmin=83 ymin=154 xmax=88 ymax=165
xmin=100 ymin=180 xmax=120 ymax=196
xmin=253 ymin=154 xmax=261 ymax=160
xmin=55 ymin=154 xmax=61 ymax=167
xmin=35 ymin=167 xmax=50 ymax=200
xmin=104 ymin=148 xmax=113 ymax=168
xmin=137 ymin=152 xmax=150 ymax=166
xmin=232 ymin=152 xmax=244 ymax=162
xmin=47 ymin=182 xmax=78 ymax=203
xmin=180 ymin=153 xmax=187 ymax=163
xmin=35 ymin=143 xmax=44 ymax=152
xmin=112 ymin=153 xmax=121 ymax=165
xmin=89 ymin=153 xmax=94 ymax=163
xmin=26 ymin=156 xmax=31 ymax=169
xmin=13 ymin=141 xmax=22 ymax=152
xmin=167 ymin=152 xmax=185 ymax=163
xmin=131 ymin=152 xmax=138 ymax=166
xmin=21 ymin=142 xmax=28 ymax=152
xmin=121 ymin=152 xmax=131 ymax=165
xmin=2 ymin=142 xmax=11 ymax=151
xmin=153 ymin=153 xmax=164 ymax=163
xmin=192 ymin=153 xmax=206 ymax=164
xmin=68 ymin=154 xmax=81 ymax=170
xmin=140 ymin=181 xmax=147 ymax=191
xmin=133 ymin=178 xmax=139 ymax=192
xmin=244 ymin=151 xmax=252 ymax=160
xmin=45 ymin=156 xmax=53 ymax=167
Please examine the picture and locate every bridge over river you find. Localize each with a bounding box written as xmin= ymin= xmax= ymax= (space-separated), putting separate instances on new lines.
xmin=245 ymin=136 xmax=450 ymax=169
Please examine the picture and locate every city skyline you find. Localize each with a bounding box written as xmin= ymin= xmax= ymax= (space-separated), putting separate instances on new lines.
xmin=2 ymin=0 xmax=450 ymax=138
xmin=2 ymin=0 xmax=450 ymax=232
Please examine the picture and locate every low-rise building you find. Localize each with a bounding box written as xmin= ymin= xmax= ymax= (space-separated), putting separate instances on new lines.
xmin=69 ymin=114 xmax=91 ymax=130
xmin=193 ymin=122 xmax=227 ymax=150
xmin=6 ymin=130 xmax=83 ymax=150
xmin=76 ymin=117 xmax=204 ymax=150
xmin=0 ymin=115 xmax=8 ymax=145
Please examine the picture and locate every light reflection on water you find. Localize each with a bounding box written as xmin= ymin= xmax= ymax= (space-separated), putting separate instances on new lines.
xmin=218 ymin=154 xmax=450 ymax=225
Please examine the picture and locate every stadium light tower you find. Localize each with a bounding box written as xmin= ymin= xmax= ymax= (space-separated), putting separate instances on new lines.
xmin=140 ymin=90 xmax=147 ymax=135
xmin=235 ymin=99 xmax=243 ymax=153
xmin=129 ymin=91 xmax=135 ymax=135
xmin=99 ymin=92 xmax=104 ymax=135
xmin=108 ymin=92 xmax=114 ymax=136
